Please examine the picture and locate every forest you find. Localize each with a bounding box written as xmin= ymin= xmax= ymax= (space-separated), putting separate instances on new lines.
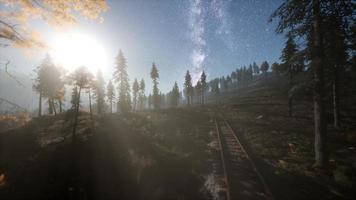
xmin=0 ymin=0 xmax=355 ymax=200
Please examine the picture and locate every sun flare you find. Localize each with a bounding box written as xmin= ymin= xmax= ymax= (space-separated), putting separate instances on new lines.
xmin=49 ymin=32 xmax=108 ymax=74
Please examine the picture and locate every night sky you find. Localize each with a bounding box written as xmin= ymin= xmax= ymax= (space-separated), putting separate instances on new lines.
xmin=2 ymin=0 xmax=285 ymax=94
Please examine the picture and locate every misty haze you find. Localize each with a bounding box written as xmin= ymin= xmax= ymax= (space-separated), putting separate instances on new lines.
xmin=0 ymin=0 xmax=355 ymax=200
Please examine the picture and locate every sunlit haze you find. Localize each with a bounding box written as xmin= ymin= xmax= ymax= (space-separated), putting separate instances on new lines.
xmin=50 ymin=32 xmax=109 ymax=74
xmin=0 ymin=1 xmax=355 ymax=199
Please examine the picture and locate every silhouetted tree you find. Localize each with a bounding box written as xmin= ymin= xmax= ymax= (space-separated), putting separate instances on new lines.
xmin=93 ymin=69 xmax=105 ymax=115
xmin=139 ymin=79 xmax=146 ymax=110
xmin=237 ymin=68 xmax=242 ymax=88
xmin=106 ymin=80 xmax=115 ymax=113
xmin=150 ymin=63 xmax=160 ymax=109
xmin=34 ymin=55 xmax=63 ymax=115
xmin=132 ymin=78 xmax=139 ymax=111
xmin=269 ymin=0 xmax=354 ymax=167
xmin=195 ymin=80 xmax=202 ymax=105
xmin=68 ymin=66 xmax=93 ymax=142
xmin=323 ymin=3 xmax=350 ymax=129
xmin=271 ymin=62 xmax=282 ymax=75
xmin=184 ymin=70 xmax=193 ymax=106
xmin=33 ymin=57 xmax=47 ymax=117
xmin=114 ymin=50 xmax=131 ymax=113
xmin=170 ymin=82 xmax=180 ymax=107
xmin=260 ymin=61 xmax=269 ymax=79
xmin=280 ymin=34 xmax=299 ymax=117
xmin=252 ymin=62 xmax=260 ymax=75
xmin=211 ymin=78 xmax=220 ymax=103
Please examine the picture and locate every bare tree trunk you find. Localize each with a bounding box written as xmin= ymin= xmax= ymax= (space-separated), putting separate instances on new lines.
xmin=333 ymin=65 xmax=340 ymax=129
xmin=110 ymin=100 xmax=113 ymax=113
xmin=48 ymin=99 xmax=53 ymax=115
xmin=313 ymin=0 xmax=328 ymax=168
xmin=72 ymin=86 xmax=81 ymax=143
xmin=38 ymin=91 xmax=42 ymax=117
xmin=59 ymin=100 xmax=62 ymax=113
xmin=52 ymin=99 xmax=57 ymax=115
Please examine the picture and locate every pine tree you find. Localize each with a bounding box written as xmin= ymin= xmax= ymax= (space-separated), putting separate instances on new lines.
xmin=150 ymin=63 xmax=160 ymax=109
xmin=68 ymin=66 xmax=93 ymax=141
xmin=260 ymin=61 xmax=269 ymax=79
xmin=247 ymin=65 xmax=253 ymax=83
xmin=107 ymin=80 xmax=115 ymax=113
xmin=323 ymin=5 xmax=349 ymax=129
xmin=280 ymin=34 xmax=299 ymax=117
xmin=237 ymin=68 xmax=242 ymax=88
xmin=113 ymin=50 xmax=131 ymax=113
xmin=271 ymin=62 xmax=282 ymax=75
xmin=94 ymin=69 xmax=106 ymax=114
xmin=34 ymin=55 xmax=63 ymax=116
xmin=211 ymin=78 xmax=220 ymax=103
xmin=184 ymin=70 xmax=193 ymax=106
xmin=252 ymin=62 xmax=259 ymax=75
xmin=33 ymin=57 xmax=47 ymax=117
xmin=139 ymin=79 xmax=146 ymax=110
xmin=148 ymin=94 xmax=153 ymax=109
xmin=132 ymin=78 xmax=139 ymax=111
xmin=269 ymin=0 xmax=354 ymax=167
xmin=196 ymin=80 xmax=202 ymax=105
xmin=170 ymin=81 xmax=180 ymax=107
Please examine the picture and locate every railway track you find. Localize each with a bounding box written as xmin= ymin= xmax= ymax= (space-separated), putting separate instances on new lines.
xmin=212 ymin=114 xmax=274 ymax=200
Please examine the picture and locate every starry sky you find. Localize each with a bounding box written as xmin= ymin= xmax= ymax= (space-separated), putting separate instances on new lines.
xmin=2 ymin=0 xmax=285 ymax=94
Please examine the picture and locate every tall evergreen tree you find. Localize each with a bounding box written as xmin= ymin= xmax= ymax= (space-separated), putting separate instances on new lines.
xmin=211 ymin=78 xmax=220 ymax=103
xmin=247 ymin=65 xmax=253 ymax=82
xmin=106 ymin=80 xmax=115 ymax=114
xmin=33 ymin=57 xmax=47 ymax=117
xmin=237 ymin=68 xmax=242 ymax=88
xmin=184 ymin=70 xmax=193 ymax=106
xmin=252 ymin=62 xmax=260 ymax=75
xmin=113 ymin=50 xmax=131 ymax=113
xmin=94 ymin=69 xmax=106 ymax=114
xmin=132 ymin=78 xmax=139 ymax=111
xmin=260 ymin=61 xmax=270 ymax=79
xmin=323 ymin=4 xmax=350 ymax=129
xmin=34 ymin=55 xmax=63 ymax=115
xmin=150 ymin=63 xmax=160 ymax=109
xmin=170 ymin=82 xmax=180 ymax=107
xmin=139 ymin=78 xmax=146 ymax=110
xmin=269 ymin=0 xmax=356 ymax=167
xmin=280 ymin=34 xmax=299 ymax=117
xmin=196 ymin=80 xmax=202 ymax=105
xmin=271 ymin=62 xmax=282 ymax=75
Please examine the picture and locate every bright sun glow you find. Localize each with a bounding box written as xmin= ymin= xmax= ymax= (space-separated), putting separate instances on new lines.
xmin=50 ymin=32 xmax=108 ymax=74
